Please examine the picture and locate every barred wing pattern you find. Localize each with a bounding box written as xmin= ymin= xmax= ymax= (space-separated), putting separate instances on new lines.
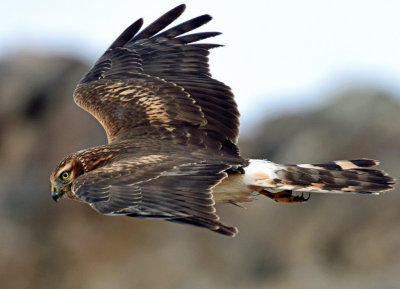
xmin=70 ymin=5 xmax=245 ymax=235
xmin=50 ymin=4 xmax=395 ymax=236
xmin=74 ymin=4 xmax=240 ymax=155
xmin=72 ymin=153 xmax=238 ymax=235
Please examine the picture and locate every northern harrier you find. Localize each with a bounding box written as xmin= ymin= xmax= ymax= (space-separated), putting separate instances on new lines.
xmin=50 ymin=4 xmax=395 ymax=236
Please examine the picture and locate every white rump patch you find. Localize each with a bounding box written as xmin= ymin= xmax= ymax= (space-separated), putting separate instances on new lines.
xmin=243 ymin=159 xmax=280 ymax=188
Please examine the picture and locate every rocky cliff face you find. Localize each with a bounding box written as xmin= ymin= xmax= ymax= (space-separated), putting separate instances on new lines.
xmin=0 ymin=53 xmax=399 ymax=289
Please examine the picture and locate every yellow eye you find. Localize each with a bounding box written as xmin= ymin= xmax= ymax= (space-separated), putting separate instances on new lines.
xmin=61 ymin=171 xmax=70 ymax=180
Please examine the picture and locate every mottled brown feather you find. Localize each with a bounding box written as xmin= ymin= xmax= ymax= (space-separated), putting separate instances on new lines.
xmin=74 ymin=4 xmax=240 ymax=153
xmin=51 ymin=5 xmax=395 ymax=237
xmin=56 ymin=0 xmax=246 ymax=225
xmin=70 ymin=5 xmax=244 ymax=236
xmin=71 ymin=146 xmax=238 ymax=236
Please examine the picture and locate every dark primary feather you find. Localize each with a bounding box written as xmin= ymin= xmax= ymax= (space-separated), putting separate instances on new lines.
xmin=107 ymin=18 xmax=144 ymax=50
xmin=74 ymin=3 xmax=241 ymax=154
xmin=132 ymin=4 xmax=186 ymax=41
xmin=72 ymin=149 xmax=238 ymax=236
xmin=133 ymin=162 xmax=238 ymax=236
xmin=174 ymin=31 xmax=221 ymax=44
xmin=71 ymin=4 xmax=245 ymax=236
xmin=58 ymin=6 xmax=395 ymax=236
xmin=156 ymin=14 xmax=213 ymax=39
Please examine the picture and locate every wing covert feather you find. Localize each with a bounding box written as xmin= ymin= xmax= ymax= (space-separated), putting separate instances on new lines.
xmin=69 ymin=5 xmax=247 ymax=236
xmin=74 ymin=75 xmax=206 ymax=143
xmin=74 ymin=4 xmax=241 ymax=157
xmin=72 ymin=155 xmax=238 ymax=236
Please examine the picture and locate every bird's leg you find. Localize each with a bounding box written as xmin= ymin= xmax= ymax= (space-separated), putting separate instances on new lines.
xmin=260 ymin=190 xmax=310 ymax=203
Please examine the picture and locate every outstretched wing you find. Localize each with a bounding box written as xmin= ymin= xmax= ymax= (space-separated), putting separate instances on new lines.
xmin=74 ymin=4 xmax=240 ymax=157
xmin=72 ymin=153 xmax=238 ymax=236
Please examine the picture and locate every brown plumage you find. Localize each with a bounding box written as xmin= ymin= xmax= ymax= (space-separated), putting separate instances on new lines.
xmin=50 ymin=4 xmax=395 ymax=236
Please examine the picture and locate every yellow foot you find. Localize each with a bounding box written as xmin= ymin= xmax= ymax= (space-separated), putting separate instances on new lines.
xmin=260 ymin=190 xmax=310 ymax=203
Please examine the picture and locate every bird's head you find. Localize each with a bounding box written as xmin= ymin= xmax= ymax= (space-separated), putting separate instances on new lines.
xmin=50 ymin=155 xmax=84 ymax=202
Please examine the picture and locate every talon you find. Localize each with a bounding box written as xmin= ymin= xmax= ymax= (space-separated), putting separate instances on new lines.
xmin=260 ymin=190 xmax=310 ymax=203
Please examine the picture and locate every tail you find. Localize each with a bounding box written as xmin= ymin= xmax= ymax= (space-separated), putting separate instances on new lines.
xmin=244 ymin=158 xmax=395 ymax=196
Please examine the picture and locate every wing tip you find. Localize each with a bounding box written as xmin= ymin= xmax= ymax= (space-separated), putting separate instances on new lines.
xmin=176 ymin=3 xmax=187 ymax=12
xmin=163 ymin=3 xmax=187 ymax=17
xmin=107 ymin=18 xmax=144 ymax=50
xmin=213 ymin=222 xmax=238 ymax=237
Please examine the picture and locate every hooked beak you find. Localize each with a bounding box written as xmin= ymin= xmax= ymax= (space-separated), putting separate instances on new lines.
xmin=51 ymin=184 xmax=63 ymax=203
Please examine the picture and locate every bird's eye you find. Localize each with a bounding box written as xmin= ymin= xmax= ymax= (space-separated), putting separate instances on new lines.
xmin=60 ymin=171 xmax=71 ymax=180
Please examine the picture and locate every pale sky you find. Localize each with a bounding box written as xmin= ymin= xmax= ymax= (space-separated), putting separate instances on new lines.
xmin=2 ymin=0 xmax=400 ymax=133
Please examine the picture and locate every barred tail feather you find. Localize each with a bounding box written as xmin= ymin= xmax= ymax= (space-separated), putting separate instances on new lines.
xmin=245 ymin=159 xmax=395 ymax=195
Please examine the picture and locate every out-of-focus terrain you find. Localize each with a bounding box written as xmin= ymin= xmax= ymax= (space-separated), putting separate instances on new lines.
xmin=0 ymin=53 xmax=399 ymax=289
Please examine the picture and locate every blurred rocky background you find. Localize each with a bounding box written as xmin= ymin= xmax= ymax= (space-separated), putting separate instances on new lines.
xmin=0 ymin=52 xmax=399 ymax=289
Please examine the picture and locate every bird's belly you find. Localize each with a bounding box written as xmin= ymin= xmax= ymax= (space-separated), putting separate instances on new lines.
xmin=212 ymin=173 xmax=254 ymax=203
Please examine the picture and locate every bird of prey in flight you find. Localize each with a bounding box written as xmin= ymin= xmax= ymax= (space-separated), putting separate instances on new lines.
xmin=50 ymin=4 xmax=395 ymax=236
